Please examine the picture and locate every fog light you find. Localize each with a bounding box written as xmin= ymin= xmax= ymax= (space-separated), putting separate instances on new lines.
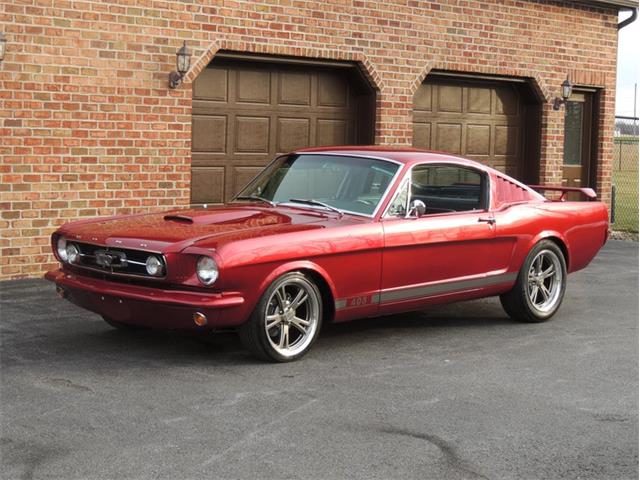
xmin=193 ymin=311 xmax=208 ymax=327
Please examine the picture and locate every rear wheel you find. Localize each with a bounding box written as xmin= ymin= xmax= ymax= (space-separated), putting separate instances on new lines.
xmin=238 ymin=272 xmax=322 ymax=362
xmin=500 ymin=240 xmax=567 ymax=323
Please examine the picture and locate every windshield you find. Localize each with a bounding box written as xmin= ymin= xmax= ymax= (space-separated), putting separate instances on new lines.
xmin=235 ymin=154 xmax=400 ymax=216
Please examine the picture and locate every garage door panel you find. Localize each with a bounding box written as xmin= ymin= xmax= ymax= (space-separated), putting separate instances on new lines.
xmin=414 ymin=84 xmax=432 ymax=111
xmin=413 ymin=122 xmax=431 ymax=149
xmin=437 ymin=85 xmax=463 ymax=113
xmin=467 ymin=87 xmax=492 ymax=115
xmin=494 ymin=87 xmax=519 ymax=116
xmin=191 ymin=167 xmax=225 ymax=204
xmin=435 ymin=123 xmax=462 ymax=154
xmin=235 ymin=69 xmax=271 ymax=104
xmin=192 ymin=115 xmax=227 ymax=152
xmin=317 ymin=119 xmax=348 ymax=146
xmin=231 ymin=166 xmax=264 ymax=195
xmin=466 ymin=124 xmax=491 ymax=155
xmin=318 ymin=73 xmax=348 ymax=107
xmin=235 ymin=116 xmax=270 ymax=153
xmin=494 ymin=125 xmax=518 ymax=156
xmin=193 ymin=68 xmax=228 ymax=102
xmin=277 ymin=117 xmax=310 ymax=152
xmin=279 ymin=72 xmax=312 ymax=106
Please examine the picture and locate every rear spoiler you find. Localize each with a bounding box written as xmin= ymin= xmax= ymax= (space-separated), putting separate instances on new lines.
xmin=528 ymin=185 xmax=597 ymax=201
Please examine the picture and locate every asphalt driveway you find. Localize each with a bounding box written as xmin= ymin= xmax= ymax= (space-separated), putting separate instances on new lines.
xmin=1 ymin=240 xmax=638 ymax=480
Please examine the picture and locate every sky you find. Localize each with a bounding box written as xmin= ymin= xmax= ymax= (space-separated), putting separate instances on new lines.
xmin=616 ymin=10 xmax=640 ymax=117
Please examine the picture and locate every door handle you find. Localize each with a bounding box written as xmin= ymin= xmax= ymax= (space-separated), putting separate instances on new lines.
xmin=478 ymin=216 xmax=496 ymax=225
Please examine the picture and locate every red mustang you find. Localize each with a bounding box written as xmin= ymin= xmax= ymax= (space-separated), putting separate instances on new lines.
xmin=46 ymin=147 xmax=609 ymax=362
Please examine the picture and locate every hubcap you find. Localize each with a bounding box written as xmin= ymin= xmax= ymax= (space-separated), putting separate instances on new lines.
xmin=264 ymin=278 xmax=319 ymax=357
xmin=527 ymin=249 xmax=563 ymax=314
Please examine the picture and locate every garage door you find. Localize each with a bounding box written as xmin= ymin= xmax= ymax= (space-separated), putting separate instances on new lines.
xmin=191 ymin=59 xmax=372 ymax=205
xmin=413 ymin=78 xmax=524 ymax=178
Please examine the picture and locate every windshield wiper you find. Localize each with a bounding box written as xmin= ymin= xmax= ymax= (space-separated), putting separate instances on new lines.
xmin=234 ymin=195 xmax=276 ymax=207
xmin=288 ymin=198 xmax=344 ymax=217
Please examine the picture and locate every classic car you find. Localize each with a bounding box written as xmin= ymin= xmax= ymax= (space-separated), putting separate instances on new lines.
xmin=46 ymin=147 xmax=609 ymax=362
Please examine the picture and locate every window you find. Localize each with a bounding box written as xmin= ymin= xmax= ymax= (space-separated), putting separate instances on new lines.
xmin=385 ymin=179 xmax=409 ymax=217
xmin=237 ymin=154 xmax=400 ymax=216
xmin=410 ymin=165 xmax=484 ymax=214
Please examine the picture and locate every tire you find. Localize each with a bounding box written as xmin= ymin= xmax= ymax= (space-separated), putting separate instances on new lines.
xmin=238 ymin=272 xmax=323 ymax=362
xmin=102 ymin=316 xmax=146 ymax=331
xmin=500 ymin=240 xmax=567 ymax=323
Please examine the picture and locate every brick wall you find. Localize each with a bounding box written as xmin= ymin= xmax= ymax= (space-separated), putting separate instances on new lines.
xmin=0 ymin=0 xmax=619 ymax=279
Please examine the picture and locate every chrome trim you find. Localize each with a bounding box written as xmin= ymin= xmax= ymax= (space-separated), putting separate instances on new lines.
xmin=67 ymin=241 xmax=168 ymax=280
xmin=334 ymin=272 xmax=517 ymax=310
xmin=379 ymin=272 xmax=517 ymax=303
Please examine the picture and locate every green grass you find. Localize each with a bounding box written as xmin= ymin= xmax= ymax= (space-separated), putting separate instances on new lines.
xmin=612 ymin=169 xmax=639 ymax=232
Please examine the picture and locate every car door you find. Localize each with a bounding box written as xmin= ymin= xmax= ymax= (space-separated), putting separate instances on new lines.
xmin=379 ymin=163 xmax=515 ymax=312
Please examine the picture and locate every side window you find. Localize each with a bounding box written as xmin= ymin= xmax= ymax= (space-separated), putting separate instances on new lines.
xmin=411 ymin=165 xmax=484 ymax=214
xmin=385 ymin=179 xmax=409 ymax=217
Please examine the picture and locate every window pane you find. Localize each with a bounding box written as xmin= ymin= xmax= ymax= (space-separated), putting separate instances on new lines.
xmin=563 ymin=101 xmax=583 ymax=166
xmin=411 ymin=165 xmax=482 ymax=214
xmin=238 ymin=154 xmax=399 ymax=215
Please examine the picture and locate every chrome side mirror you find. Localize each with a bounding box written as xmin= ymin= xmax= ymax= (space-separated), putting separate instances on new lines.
xmin=408 ymin=199 xmax=426 ymax=218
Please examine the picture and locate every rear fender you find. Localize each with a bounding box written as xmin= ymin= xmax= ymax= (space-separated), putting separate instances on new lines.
xmin=526 ymin=230 xmax=570 ymax=270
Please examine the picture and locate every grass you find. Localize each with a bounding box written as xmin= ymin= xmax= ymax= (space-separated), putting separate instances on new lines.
xmin=612 ymin=169 xmax=639 ymax=232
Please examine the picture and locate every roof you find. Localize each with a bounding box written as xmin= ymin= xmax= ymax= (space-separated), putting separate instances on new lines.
xmin=295 ymin=145 xmax=481 ymax=167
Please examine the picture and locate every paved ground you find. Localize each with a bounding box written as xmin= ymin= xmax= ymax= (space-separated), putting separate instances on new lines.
xmin=1 ymin=240 xmax=638 ymax=480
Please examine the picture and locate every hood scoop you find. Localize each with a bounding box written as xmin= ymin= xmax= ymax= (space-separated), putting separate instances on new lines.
xmin=163 ymin=214 xmax=194 ymax=224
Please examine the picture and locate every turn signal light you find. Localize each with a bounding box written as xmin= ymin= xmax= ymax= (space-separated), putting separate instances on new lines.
xmin=193 ymin=311 xmax=208 ymax=327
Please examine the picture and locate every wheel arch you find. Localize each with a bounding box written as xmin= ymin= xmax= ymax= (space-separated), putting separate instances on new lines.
xmin=528 ymin=231 xmax=570 ymax=271
xmin=257 ymin=261 xmax=338 ymax=323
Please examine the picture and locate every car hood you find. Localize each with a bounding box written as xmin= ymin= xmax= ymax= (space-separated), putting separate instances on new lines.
xmin=58 ymin=204 xmax=353 ymax=253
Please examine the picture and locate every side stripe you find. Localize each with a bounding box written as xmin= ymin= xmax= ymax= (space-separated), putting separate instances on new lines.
xmin=335 ymin=272 xmax=517 ymax=311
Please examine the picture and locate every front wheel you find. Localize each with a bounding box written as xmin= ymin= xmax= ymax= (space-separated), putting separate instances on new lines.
xmin=500 ymin=240 xmax=567 ymax=323
xmin=238 ymin=272 xmax=323 ymax=362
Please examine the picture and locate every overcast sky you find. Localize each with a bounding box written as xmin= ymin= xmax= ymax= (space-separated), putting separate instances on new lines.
xmin=616 ymin=11 xmax=639 ymax=117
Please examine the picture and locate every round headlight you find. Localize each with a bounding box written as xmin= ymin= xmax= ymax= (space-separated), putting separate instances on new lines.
xmin=196 ymin=256 xmax=218 ymax=285
xmin=66 ymin=243 xmax=79 ymax=264
xmin=145 ymin=256 xmax=163 ymax=276
xmin=56 ymin=236 xmax=68 ymax=262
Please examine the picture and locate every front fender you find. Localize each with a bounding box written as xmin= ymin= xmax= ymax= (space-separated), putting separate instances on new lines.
xmin=257 ymin=260 xmax=338 ymax=303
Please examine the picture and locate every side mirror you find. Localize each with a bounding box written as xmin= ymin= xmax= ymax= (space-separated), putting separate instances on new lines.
xmin=408 ymin=199 xmax=426 ymax=218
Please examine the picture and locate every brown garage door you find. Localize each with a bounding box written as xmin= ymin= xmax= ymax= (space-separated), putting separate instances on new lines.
xmin=191 ymin=58 xmax=373 ymax=205
xmin=413 ymin=78 xmax=524 ymax=178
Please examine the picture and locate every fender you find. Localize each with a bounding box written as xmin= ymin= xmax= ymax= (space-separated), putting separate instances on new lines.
xmin=526 ymin=230 xmax=570 ymax=271
xmin=257 ymin=260 xmax=339 ymax=303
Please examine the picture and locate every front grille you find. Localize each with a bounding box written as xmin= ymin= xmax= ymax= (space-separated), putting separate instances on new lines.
xmin=69 ymin=241 xmax=166 ymax=278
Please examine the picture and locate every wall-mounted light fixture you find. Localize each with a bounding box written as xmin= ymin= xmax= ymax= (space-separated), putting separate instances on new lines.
xmin=168 ymin=41 xmax=192 ymax=89
xmin=0 ymin=33 xmax=7 ymax=62
xmin=552 ymin=76 xmax=573 ymax=110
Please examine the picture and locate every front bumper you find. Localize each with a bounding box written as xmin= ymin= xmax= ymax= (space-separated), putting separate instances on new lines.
xmin=45 ymin=269 xmax=246 ymax=329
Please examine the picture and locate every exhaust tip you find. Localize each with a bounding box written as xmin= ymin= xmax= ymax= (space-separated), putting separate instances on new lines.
xmin=193 ymin=311 xmax=208 ymax=327
xmin=56 ymin=286 xmax=66 ymax=298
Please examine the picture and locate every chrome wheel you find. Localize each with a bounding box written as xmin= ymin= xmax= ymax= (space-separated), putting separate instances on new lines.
xmin=527 ymin=249 xmax=563 ymax=314
xmin=264 ymin=277 xmax=320 ymax=358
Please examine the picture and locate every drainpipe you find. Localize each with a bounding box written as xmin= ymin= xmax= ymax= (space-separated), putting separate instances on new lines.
xmin=618 ymin=7 xmax=637 ymax=30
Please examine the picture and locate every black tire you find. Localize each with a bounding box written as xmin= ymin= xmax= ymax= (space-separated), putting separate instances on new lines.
xmin=102 ymin=316 xmax=146 ymax=331
xmin=238 ymin=272 xmax=323 ymax=362
xmin=500 ymin=240 xmax=567 ymax=323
